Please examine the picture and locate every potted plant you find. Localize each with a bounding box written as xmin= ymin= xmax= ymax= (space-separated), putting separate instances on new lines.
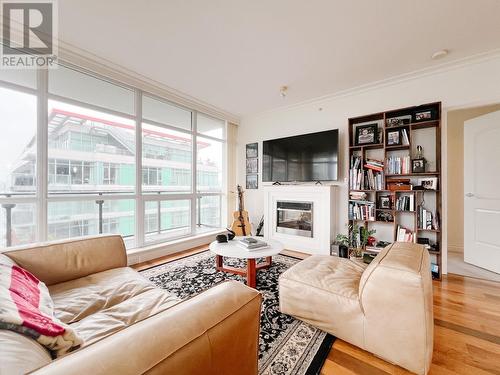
xmin=333 ymin=233 xmax=349 ymax=258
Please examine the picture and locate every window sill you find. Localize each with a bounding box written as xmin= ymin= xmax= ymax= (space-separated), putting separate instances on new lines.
xmin=127 ymin=228 xmax=225 ymax=265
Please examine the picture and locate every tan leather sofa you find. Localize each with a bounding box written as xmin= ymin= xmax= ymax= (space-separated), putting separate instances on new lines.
xmin=0 ymin=235 xmax=262 ymax=375
xmin=279 ymin=242 xmax=433 ymax=375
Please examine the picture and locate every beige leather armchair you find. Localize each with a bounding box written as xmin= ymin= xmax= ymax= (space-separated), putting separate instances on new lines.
xmin=1 ymin=235 xmax=262 ymax=375
xmin=279 ymin=242 xmax=433 ymax=375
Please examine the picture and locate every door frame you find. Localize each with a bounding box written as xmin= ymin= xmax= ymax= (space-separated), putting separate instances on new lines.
xmin=443 ymin=99 xmax=500 ymax=276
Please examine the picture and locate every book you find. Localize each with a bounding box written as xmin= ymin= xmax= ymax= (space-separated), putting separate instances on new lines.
xmin=237 ymin=243 xmax=270 ymax=251
xmin=237 ymin=238 xmax=269 ymax=250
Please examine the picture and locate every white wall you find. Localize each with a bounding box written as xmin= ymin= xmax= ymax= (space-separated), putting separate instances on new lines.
xmin=236 ymin=52 xmax=500 ymax=273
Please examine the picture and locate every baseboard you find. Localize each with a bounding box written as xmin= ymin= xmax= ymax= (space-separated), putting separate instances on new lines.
xmin=447 ymin=245 xmax=464 ymax=254
xmin=127 ymin=230 xmax=224 ymax=265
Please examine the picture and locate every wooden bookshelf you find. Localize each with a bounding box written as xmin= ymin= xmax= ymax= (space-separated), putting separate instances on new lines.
xmin=348 ymin=102 xmax=442 ymax=280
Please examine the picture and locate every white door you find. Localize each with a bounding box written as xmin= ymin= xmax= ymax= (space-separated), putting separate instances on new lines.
xmin=464 ymin=110 xmax=500 ymax=274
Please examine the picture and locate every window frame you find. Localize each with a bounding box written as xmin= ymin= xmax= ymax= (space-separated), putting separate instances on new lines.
xmin=0 ymin=62 xmax=228 ymax=249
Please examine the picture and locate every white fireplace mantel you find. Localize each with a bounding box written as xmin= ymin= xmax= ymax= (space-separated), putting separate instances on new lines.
xmin=263 ymin=185 xmax=336 ymax=255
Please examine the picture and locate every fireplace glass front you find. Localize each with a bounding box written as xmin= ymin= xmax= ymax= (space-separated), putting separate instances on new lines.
xmin=276 ymin=201 xmax=313 ymax=237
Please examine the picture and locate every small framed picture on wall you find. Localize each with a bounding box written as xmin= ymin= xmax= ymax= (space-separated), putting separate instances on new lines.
xmin=246 ymin=158 xmax=258 ymax=173
xmin=246 ymin=174 xmax=258 ymax=189
xmin=246 ymin=143 xmax=258 ymax=158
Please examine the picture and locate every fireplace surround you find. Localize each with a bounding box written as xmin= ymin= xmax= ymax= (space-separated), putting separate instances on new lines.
xmin=264 ymin=185 xmax=336 ymax=255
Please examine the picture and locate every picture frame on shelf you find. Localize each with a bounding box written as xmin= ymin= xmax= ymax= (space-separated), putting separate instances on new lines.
xmin=386 ymin=129 xmax=401 ymax=146
xmin=412 ymin=158 xmax=426 ymax=173
xmin=379 ymin=196 xmax=391 ymax=209
xmin=419 ymin=177 xmax=438 ymax=190
xmin=246 ymin=174 xmax=258 ymax=189
xmin=386 ymin=115 xmax=411 ymax=127
xmin=355 ymin=124 xmax=378 ymax=145
xmin=246 ymin=143 xmax=258 ymax=158
xmin=413 ymin=107 xmax=437 ymax=123
xmin=246 ymin=158 xmax=258 ymax=173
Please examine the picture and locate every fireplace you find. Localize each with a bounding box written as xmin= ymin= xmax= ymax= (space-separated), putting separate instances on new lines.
xmin=276 ymin=201 xmax=313 ymax=237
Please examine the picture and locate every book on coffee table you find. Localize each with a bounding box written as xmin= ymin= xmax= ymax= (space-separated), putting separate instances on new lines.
xmin=237 ymin=238 xmax=269 ymax=251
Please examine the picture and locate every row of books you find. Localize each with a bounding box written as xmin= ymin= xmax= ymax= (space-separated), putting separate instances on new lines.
xmin=386 ymin=155 xmax=411 ymax=175
xmin=395 ymin=195 xmax=415 ymax=211
xmin=350 ymin=156 xmax=385 ymax=190
xmin=396 ymin=225 xmax=415 ymax=242
xmin=364 ymin=169 xmax=384 ymax=190
xmin=349 ymin=155 xmax=362 ymax=190
xmin=418 ymin=206 xmax=439 ymax=230
xmin=349 ymin=200 xmax=375 ymax=221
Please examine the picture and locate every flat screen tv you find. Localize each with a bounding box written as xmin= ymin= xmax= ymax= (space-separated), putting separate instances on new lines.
xmin=262 ymin=129 xmax=339 ymax=182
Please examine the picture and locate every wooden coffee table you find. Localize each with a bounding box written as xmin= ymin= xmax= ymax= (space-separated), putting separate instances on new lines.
xmin=209 ymin=237 xmax=283 ymax=288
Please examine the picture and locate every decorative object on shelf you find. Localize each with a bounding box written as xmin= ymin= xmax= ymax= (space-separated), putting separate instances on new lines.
xmin=413 ymin=106 xmax=438 ymax=122
xmin=376 ymin=211 xmax=394 ymax=222
xmin=360 ymin=226 xmax=376 ymax=250
xmin=246 ymin=174 xmax=258 ymax=189
xmin=386 ymin=129 xmax=401 ymax=146
xmin=419 ymin=177 xmax=438 ymax=190
xmin=379 ymin=196 xmax=391 ymax=209
xmin=386 ymin=115 xmax=411 ymax=127
xmin=387 ymin=178 xmax=412 ymax=191
xmin=412 ymin=145 xmax=426 ymax=173
xmin=355 ymin=124 xmax=378 ymax=145
xmin=246 ymin=158 xmax=258 ymax=173
xmin=246 ymin=142 xmax=258 ymax=158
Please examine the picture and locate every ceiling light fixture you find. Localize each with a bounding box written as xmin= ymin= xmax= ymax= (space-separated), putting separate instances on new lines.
xmin=431 ymin=49 xmax=449 ymax=60
xmin=280 ymin=86 xmax=288 ymax=98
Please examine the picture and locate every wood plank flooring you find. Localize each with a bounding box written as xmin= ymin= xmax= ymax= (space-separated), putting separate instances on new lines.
xmin=133 ymin=247 xmax=500 ymax=375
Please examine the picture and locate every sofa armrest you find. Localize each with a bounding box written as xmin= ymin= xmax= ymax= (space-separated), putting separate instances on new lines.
xmin=4 ymin=235 xmax=127 ymax=285
xmin=30 ymin=281 xmax=262 ymax=375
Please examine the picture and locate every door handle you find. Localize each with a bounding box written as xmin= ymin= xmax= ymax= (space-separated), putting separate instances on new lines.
xmin=465 ymin=193 xmax=474 ymax=197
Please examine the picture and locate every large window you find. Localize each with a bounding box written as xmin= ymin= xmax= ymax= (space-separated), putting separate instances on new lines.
xmin=0 ymin=64 xmax=227 ymax=250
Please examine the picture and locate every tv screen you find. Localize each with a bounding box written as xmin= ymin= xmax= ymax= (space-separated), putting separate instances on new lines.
xmin=262 ymin=129 xmax=339 ymax=182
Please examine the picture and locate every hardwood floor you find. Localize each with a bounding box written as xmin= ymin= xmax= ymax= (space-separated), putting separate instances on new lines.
xmin=133 ymin=248 xmax=500 ymax=375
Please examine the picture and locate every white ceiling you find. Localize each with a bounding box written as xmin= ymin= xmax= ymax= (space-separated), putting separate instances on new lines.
xmin=58 ymin=0 xmax=500 ymax=117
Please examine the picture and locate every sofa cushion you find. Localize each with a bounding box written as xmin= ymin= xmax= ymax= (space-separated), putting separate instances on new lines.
xmin=70 ymin=288 xmax=180 ymax=345
xmin=0 ymin=330 xmax=52 ymax=375
xmin=0 ymin=254 xmax=83 ymax=356
xmin=280 ymin=255 xmax=365 ymax=300
xmin=48 ymin=267 xmax=158 ymax=324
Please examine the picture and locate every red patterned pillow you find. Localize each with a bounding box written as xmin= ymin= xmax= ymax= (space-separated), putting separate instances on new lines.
xmin=0 ymin=254 xmax=83 ymax=356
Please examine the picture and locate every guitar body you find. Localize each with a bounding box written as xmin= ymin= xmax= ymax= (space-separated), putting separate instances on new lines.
xmin=231 ymin=210 xmax=251 ymax=236
xmin=230 ymin=185 xmax=251 ymax=236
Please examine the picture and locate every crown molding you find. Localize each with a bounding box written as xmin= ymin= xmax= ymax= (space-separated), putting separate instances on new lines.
xmin=57 ymin=40 xmax=241 ymax=125
xmin=247 ymin=48 xmax=500 ymax=120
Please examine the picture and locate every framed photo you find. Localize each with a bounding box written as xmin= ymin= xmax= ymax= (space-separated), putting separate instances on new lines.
xmin=379 ymin=196 xmax=391 ymax=209
xmin=386 ymin=130 xmax=401 ymax=146
xmin=246 ymin=158 xmax=258 ymax=173
xmin=413 ymin=107 xmax=437 ymax=123
xmin=246 ymin=143 xmax=258 ymax=158
xmin=412 ymin=158 xmax=426 ymax=173
xmin=420 ymin=177 xmax=438 ymax=190
xmin=386 ymin=115 xmax=411 ymax=127
xmin=246 ymin=174 xmax=258 ymax=189
xmin=355 ymin=124 xmax=378 ymax=145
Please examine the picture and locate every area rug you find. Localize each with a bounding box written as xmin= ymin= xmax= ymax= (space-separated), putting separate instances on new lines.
xmin=140 ymin=250 xmax=335 ymax=375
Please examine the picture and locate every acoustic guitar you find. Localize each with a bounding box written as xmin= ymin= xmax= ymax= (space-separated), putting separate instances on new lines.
xmin=230 ymin=185 xmax=251 ymax=236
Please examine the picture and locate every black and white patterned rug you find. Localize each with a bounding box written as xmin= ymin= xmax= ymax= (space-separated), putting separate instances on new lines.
xmin=140 ymin=250 xmax=334 ymax=375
